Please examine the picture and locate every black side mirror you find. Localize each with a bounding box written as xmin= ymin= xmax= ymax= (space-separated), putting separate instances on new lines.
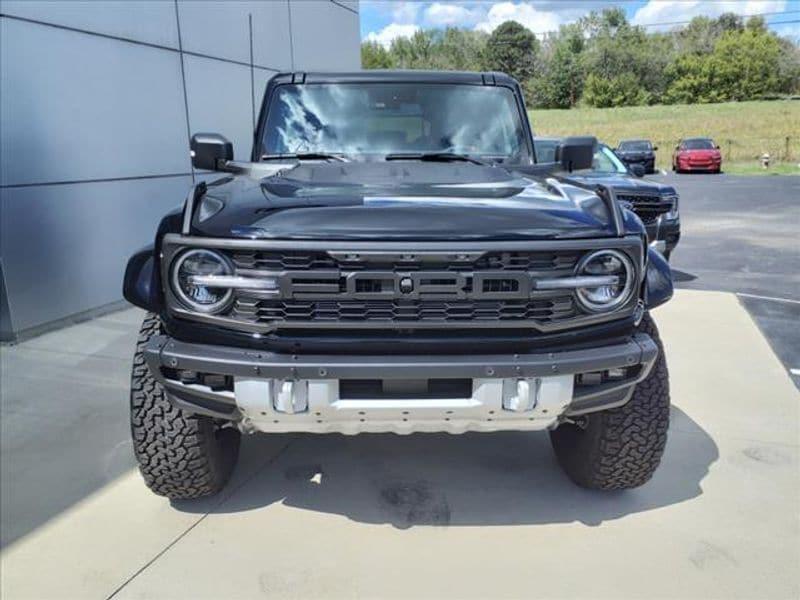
xmin=191 ymin=133 xmax=233 ymax=171
xmin=653 ymin=145 xmax=659 ymax=151
xmin=555 ymin=136 xmax=597 ymax=172
xmin=715 ymin=144 xmax=721 ymax=150
xmin=630 ymin=164 xmax=646 ymax=177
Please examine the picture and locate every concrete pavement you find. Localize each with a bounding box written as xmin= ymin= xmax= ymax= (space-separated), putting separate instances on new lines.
xmin=1 ymin=289 xmax=798 ymax=599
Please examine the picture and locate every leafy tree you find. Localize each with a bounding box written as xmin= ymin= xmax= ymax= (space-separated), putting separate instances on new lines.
xmin=665 ymin=23 xmax=783 ymax=102
xmin=435 ymin=28 xmax=488 ymax=71
xmin=712 ymin=26 xmax=781 ymax=100
xmin=583 ymin=72 xmax=649 ymax=107
xmin=529 ymin=24 xmax=585 ymax=108
xmin=777 ymin=36 xmax=800 ymax=94
xmin=358 ymin=7 xmax=799 ymax=106
xmin=483 ymin=20 xmax=539 ymax=83
xmin=663 ymin=54 xmax=722 ymax=104
xmin=579 ymin=9 xmax=657 ymax=105
xmin=361 ymin=41 xmax=393 ymax=69
xmin=391 ymin=30 xmax=437 ymax=69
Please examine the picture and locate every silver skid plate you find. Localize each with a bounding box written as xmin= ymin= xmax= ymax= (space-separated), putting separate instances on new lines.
xmin=234 ymin=376 xmax=574 ymax=435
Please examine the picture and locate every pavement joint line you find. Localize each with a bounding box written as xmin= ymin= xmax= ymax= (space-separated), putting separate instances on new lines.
xmin=104 ymin=436 xmax=297 ymax=600
xmin=1 ymin=345 xmax=132 ymax=362
xmin=668 ymin=427 xmax=800 ymax=448
xmin=736 ymin=292 xmax=800 ymax=305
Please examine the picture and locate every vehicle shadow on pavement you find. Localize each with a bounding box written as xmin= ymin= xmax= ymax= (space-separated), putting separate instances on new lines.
xmin=173 ymin=406 xmax=717 ymax=528
xmin=670 ymin=268 xmax=697 ymax=283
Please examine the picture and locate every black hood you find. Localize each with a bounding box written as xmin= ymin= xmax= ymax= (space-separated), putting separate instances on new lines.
xmin=564 ymin=171 xmax=675 ymax=196
xmin=191 ymin=162 xmax=622 ymax=241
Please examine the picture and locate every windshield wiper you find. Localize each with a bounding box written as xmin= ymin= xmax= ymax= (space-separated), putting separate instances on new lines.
xmin=261 ymin=152 xmax=349 ymax=162
xmin=384 ymin=152 xmax=487 ymax=166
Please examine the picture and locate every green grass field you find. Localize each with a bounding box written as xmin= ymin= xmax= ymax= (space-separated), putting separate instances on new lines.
xmin=531 ymin=100 xmax=800 ymax=173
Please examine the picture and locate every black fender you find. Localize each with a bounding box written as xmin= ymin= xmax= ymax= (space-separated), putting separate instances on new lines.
xmin=122 ymin=207 xmax=183 ymax=313
xmin=123 ymin=244 xmax=160 ymax=312
xmin=644 ymin=247 xmax=673 ymax=310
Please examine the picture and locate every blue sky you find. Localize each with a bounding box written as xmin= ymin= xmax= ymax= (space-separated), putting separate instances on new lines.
xmin=360 ymin=1 xmax=800 ymax=46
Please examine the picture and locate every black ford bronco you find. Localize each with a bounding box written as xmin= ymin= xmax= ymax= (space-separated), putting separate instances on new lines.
xmin=124 ymin=71 xmax=673 ymax=499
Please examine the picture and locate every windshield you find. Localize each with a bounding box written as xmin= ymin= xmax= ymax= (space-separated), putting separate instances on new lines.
xmin=682 ymin=139 xmax=715 ymax=150
xmin=582 ymin=145 xmax=628 ymax=174
xmin=534 ymin=138 xmax=559 ymax=163
xmin=260 ymin=83 xmax=531 ymax=162
xmin=619 ymin=141 xmax=651 ymax=151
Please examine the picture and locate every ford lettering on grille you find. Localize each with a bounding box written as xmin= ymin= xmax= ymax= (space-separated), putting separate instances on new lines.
xmin=279 ymin=271 xmax=531 ymax=300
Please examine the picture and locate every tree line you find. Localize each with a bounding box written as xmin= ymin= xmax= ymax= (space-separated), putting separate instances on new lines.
xmin=361 ymin=8 xmax=800 ymax=108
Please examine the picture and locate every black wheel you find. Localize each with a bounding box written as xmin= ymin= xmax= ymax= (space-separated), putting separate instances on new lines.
xmin=662 ymin=249 xmax=672 ymax=262
xmin=550 ymin=314 xmax=670 ymax=490
xmin=130 ymin=313 xmax=240 ymax=499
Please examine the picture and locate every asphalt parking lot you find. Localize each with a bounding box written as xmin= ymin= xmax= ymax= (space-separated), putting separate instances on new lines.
xmin=1 ymin=173 xmax=798 ymax=599
xmin=650 ymin=172 xmax=800 ymax=387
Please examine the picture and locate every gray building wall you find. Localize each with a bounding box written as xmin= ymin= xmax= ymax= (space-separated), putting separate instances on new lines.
xmin=0 ymin=0 xmax=360 ymax=341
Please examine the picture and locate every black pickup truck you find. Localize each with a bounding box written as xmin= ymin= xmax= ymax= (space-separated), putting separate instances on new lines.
xmin=124 ymin=71 xmax=673 ymax=499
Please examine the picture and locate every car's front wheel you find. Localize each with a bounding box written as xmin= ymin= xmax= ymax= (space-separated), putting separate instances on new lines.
xmin=550 ymin=313 xmax=670 ymax=490
xmin=130 ymin=313 xmax=240 ymax=499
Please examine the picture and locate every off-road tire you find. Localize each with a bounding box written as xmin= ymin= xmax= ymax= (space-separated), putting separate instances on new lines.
xmin=130 ymin=313 xmax=240 ymax=499
xmin=550 ymin=313 xmax=669 ymax=490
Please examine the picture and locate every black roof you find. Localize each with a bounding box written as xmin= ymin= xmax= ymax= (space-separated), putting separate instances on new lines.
xmin=269 ymin=70 xmax=519 ymax=86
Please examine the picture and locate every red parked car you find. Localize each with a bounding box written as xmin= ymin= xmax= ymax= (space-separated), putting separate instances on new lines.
xmin=672 ymin=137 xmax=722 ymax=173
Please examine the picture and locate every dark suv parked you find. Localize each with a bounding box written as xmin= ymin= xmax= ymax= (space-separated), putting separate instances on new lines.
xmin=535 ymin=138 xmax=680 ymax=260
xmin=615 ymin=139 xmax=657 ymax=174
xmin=124 ymin=71 xmax=673 ymax=500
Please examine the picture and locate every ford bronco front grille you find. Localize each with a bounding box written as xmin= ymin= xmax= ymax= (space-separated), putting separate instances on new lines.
xmin=617 ymin=194 xmax=672 ymax=225
xmin=227 ymin=250 xmax=582 ymax=327
xmin=161 ymin=236 xmax=644 ymax=333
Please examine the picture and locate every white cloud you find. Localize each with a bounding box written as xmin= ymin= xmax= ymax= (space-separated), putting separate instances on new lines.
xmin=424 ymin=3 xmax=481 ymax=27
xmin=473 ymin=2 xmax=565 ymax=34
xmin=632 ymin=0 xmax=787 ymax=29
xmin=365 ymin=23 xmax=420 ymax=48
xmin=392 ymin=2 xmax=421 ymax=24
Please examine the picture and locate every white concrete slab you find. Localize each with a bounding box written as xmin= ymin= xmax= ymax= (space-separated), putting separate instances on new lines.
xmin=1 ymin=290 xmax=798 ymax=599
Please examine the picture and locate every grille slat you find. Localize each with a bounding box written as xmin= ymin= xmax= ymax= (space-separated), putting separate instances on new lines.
xmin=232 ymin=250 xmax=581 ymax=272
xmin=232 ymin=298 xmax=577 ymax=324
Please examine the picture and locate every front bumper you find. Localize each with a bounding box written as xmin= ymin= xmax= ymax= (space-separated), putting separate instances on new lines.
xmin=144 ymin=333 xmax=658 ymax=434
xmin=679 ymin=160 xmax=720 ymax=171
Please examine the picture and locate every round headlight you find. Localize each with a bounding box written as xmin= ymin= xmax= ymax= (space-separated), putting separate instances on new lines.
xmin=575 ymin=249 xmax=635 ymax=312
xmin=171 ymin=249 xmax=234 ymax=314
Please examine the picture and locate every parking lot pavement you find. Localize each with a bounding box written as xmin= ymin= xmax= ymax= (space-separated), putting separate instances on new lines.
xmin=649 ymin=172 xmax=800 ymax=387
xmin=1 ymin=290 xmax=798 ymax=600
xmin=0 ymin=309 xmax=143 ymax=547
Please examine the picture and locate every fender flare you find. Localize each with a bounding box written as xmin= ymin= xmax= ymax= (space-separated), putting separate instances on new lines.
xmin=123 ymin=244 xmax=160 ymax=312
xmin=644 ymin=247 xmax=673 ymax=310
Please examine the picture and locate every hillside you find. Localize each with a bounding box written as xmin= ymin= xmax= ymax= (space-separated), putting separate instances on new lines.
xmin=531 ymin=100 xmax=800 ymax=172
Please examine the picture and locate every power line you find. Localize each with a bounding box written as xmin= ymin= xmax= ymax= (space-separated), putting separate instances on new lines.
xmin=636 ymin=9 xmax=800 ymax=29
xmin=525 ymin=9 xmax=800 ymax=36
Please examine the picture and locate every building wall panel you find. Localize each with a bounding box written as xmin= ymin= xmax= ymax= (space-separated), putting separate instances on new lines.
xmin=0 ymin=17 xmax=189 ymax=187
